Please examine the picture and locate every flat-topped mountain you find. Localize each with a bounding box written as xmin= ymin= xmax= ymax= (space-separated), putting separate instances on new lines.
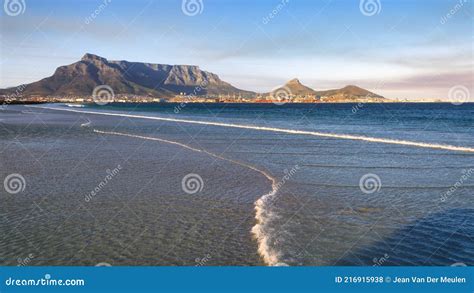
xmin=1 ymin=53 xmax=254 ymax=98
xmin=1 ymin=55 xmax=386 ymax=102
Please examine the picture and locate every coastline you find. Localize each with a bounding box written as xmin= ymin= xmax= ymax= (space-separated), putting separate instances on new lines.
xmin=2 ymin=104 xmax=474 ymax=266
xmin=93 ymin=129 xmax=283 ymax=266
xmin=3 ymin=101 xmax=469 ymax=105
xmin=0 ymin=105 xmax=269 ymax=265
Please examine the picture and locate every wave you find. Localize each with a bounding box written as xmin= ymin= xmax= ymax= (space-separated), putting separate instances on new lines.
xmin=231 ymin=151 xmax=472 ymax=157
xmin=287 ymin=163 xmax=474 ymax=170
xmin=31 ymin=105 xmax=474 ymax=153
xmin=66 ymin=104 xmax=85 ymax=108
xmin=301 ymin=182 xmax=474 ymax=189
xmin=92 ymin=129 xmax=284 ymax=266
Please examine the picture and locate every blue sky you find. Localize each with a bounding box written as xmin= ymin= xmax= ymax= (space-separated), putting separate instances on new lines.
xmin=1 ymin=0 xmax=473 ymax=99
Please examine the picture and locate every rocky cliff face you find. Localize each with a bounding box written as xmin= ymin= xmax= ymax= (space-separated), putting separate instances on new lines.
xmin=4 ymin=53 xmax=254 ymax=98
xmin=1 ymin=55 xmax=386 ymax=102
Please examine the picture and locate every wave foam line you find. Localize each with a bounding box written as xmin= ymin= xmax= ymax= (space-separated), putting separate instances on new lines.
xmin=93 ymin=129 xmax=283 ymax=266
xmin=33 ymin=105 xmax=474 ymax=153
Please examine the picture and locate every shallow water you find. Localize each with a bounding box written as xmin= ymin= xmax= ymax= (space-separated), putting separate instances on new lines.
xmin=1 ymin=103 xmax=473 ymax=266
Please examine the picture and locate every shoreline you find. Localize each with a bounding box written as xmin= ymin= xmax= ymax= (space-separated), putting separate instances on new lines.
xmin=3 ymin=101 xmax=472 ymax=106
xmin=1 ymin=106 xmax=268 ymax=265
xmin=30 ymin=105 xmax=474 ymax=153
xmin=93 ymin=128 xmax=281 ymax=266
xmin=3 ymin=104 xmax=473 ymax=266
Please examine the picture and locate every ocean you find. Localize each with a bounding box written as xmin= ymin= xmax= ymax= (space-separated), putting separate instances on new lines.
xmin=1 ymin=103 xmax=473 ymax=266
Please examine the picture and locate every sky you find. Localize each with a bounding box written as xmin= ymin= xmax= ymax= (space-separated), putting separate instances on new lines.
xmin=0 ymin=0 xmax=473 ymax=100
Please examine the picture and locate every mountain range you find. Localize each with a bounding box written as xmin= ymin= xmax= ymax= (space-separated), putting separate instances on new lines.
xmin=269 ymin=78 xmax=384 ymax=101
xmin=1 ymin=54 xmax=385 ymax=101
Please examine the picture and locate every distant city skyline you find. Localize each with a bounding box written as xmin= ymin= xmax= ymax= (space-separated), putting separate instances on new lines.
xmin=1 ymin=0 xmax=473 ymax=100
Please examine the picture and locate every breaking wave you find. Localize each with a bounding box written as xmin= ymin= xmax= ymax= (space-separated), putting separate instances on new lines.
xmin=92 ymin=129 xmax=284 ymax=266
xmin=31 ymin=105 xmax=474 ymax=266
xmin=33 ymin=105 xmax=474 ymax=153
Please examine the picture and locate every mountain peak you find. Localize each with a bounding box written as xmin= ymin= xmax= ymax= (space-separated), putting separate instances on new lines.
xmin=340 ymin=85 xmax=376 ymax=96
xmin=9 ymin=54 xmax=253 ymax=98
xmin=315 ymin=85 xmax=384 ymax=100
xmin=286 ymin=78 xmax=301 ymax=85
xmin=81 ymin=53 xmax=107 ymax=62
xmin=342 ymin=85 xmax=360 ymax=90
xmin=278 ymin=78 xmax=316 ymax=96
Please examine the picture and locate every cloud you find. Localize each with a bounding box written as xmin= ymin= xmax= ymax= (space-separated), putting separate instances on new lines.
xmin=381 ymin=71 xmax=474 ymax=90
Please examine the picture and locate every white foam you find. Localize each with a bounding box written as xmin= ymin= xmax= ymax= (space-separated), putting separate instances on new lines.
xmin=30 ymin=105 xmax=474 ymax=265
xmin=32 ymin=105 xmax=474 ymax=153
xmin=92 ymin=129 xmax=284 ymax=266
xmin=66 ymin=104 xmax=84 ymax=108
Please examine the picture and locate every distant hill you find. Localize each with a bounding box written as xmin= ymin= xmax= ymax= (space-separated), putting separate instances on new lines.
xmin=282 ymin=78 xmax=317 ymax=96
xmin=0 ymin=53 xmax=254 ymax=98
xmin=0 ymin=55 xmax=386 ymax=102
xmin=266 ymin=79 xmax=385 ymax=101
xmin=315 ymin=85 xmax=385 ymax=101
